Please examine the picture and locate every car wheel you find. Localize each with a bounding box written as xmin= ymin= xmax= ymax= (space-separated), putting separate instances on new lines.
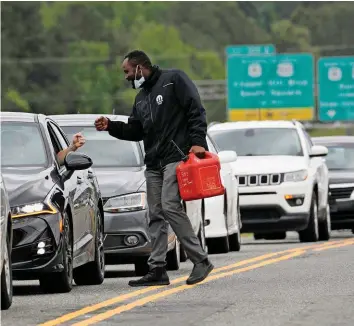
xmin=207 ymin=236 xmax=229 ymax=254
xmin=352 ymin=228 xmax=354 ymax=234
xmin=229 ymin=232 xmax=241 ymax=251
xmin=198 ymin=221 xmax=207 ymax=253
xmin=319 ymin=203 xmax=331 ymax=241
xmin=74 ymin=209 xmax=105 ymax=285
xmin=134 ymin=258 xmax=149 ymax=277
xmin=167 ymin=238 xmax=180 ymax=271
xmin=264 ymin=232 xmax=287 ymax=240
xmin=1 ymin=234 xmax=13 ymax=310
xmin=179 ymin=244 xmax=188 ymax=262
xmin=229 ymin=201 xmax=242 ymax=251
xmin=299 ymin=191 xmax=319 ymax=243
xmin=254 ymin=233 xmax=265 ymax=240
xmin=40 ymin=211 xmax=73 ymax=293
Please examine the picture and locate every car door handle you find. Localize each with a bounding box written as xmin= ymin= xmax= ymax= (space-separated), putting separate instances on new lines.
xmin=77 ymin=176 xmax=83 ymax=184
xmin=87 ymin=171 xmax=94 ymax=179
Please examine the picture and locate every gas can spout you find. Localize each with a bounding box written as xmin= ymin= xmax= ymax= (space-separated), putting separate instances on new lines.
xmin=170 ymin=140 xmax=189 ymax=162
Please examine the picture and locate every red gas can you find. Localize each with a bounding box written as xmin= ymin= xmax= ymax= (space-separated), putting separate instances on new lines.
xmin=176 ymin=151 xmax=225 ymax=201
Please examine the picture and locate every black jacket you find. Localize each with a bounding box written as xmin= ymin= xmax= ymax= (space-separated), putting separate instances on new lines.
xmin=107 ymin=66 xmax=208 ymax=170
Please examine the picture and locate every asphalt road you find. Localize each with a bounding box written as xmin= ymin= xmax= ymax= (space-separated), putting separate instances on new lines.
xmin=3 ymin=232 xmax=354 ymax=326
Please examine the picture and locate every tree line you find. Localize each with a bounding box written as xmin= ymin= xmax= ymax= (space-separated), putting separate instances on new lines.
xmin=2 ymin=1 xmax=353 ymax=122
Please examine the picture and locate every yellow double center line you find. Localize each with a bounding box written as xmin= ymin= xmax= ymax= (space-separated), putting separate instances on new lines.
xmin=39 ymin=239 xmax=354 ymax=326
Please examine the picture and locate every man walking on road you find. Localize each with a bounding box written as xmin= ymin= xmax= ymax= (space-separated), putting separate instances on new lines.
xmin=95 ymin=50 xmax=213 ymax=287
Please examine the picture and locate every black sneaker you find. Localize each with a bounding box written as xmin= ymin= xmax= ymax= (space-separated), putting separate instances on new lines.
xmin=186 ymin=258 xmax=214 ymax=285
xmin=128 ymin=267 xmax=170 ymax=287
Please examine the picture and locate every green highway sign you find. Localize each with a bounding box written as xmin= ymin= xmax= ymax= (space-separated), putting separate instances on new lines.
xmin=318 ymin=56 xmax=354 ymax=121
xmin=225 ymin=44 xmax=276 ymax=57
xmin=226 ymin=53 xmax=314 ymax=121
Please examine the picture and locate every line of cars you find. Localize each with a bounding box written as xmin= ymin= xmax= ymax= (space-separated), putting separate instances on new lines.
xmin=0 ymin=112 xmax=242 ymax=310
xmin=208 ymin=120 xmax=354 ymax=242
xmin=3 ymin=111 xmax=353 ymax=311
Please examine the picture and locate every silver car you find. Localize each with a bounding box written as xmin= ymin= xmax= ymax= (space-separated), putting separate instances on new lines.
xmin=1 ymin=173 xmax=13 ymax=310
xmin=51 ymin=114 xmax=206 ymax=276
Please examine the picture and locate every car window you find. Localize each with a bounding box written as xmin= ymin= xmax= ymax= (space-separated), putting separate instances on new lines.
xmin=46 ymin=122 xmax=66 ymax=168
xmin=206 ymin=136 xmax=217 ymax=154
xmin=49 ymin=122 xmax=69 ymax=149
xmin=322 ymin=143 xmax=354 ymax=170
xmin=301 ymin=128 xmax=313 ymax=153
xmin=61 ymin=126 xmax=144 ymax=167
xmin=1 ymin=122 xmax=48 ymax=167
xmin=209 ymin=127 xmax=303 ymax=157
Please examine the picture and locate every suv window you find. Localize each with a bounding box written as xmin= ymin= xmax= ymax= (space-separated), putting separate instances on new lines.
xmin=300 ymin=128 xmax=313 ymax=154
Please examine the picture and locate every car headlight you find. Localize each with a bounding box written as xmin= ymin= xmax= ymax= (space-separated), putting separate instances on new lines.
xmin=11 ymin=201 xmax=58 ymax=219
xmin=284 ymin=170 xmax=308 ymax=182
xmin=103 ymin=192 xmax=147 ymax=213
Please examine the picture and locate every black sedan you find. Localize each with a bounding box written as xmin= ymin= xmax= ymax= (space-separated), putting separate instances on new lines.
xmin=313 ymin=136 xmax=354 ymax=234
xmin=0 ymin=112 xmax=105 ymax=293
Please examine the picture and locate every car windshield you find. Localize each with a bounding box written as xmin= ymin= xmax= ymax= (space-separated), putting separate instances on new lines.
xmin=320 ymin=143 xmax=354 ymax=170
xmin=61 ymin=126 xmax=143 ymax=167
xmin=1 ymin=122 xmax=48 ymax=167
xmin=209 ymin=127 xmax=303 ymax=156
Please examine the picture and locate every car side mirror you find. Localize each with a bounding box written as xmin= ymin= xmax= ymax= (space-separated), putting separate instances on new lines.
xmin=64 ymin=151 xmax=93 ymax=171
xmin=309 ymin=145 xmax=328 ymax=158
xmin=218 ymin=150 xmax=238 ymax=164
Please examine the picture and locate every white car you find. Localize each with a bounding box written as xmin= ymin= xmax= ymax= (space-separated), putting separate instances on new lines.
xmin=203 ymin=135 xmax=242 ymax=253
xmin=208 ymin=120 xmax=331 ymax=243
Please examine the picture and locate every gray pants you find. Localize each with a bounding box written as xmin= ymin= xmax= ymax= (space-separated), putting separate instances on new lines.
xmin=146 ymin=162 xmax=207 ymax=269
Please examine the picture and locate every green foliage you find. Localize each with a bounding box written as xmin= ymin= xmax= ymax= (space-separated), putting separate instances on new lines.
xmin=1 ymin=1 xmax=353 ymax=122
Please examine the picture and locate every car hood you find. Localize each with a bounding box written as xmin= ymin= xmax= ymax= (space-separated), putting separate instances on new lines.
xmin=1 ymin=167 xmax=56 ymax=208
xmin=328 ymin=170 xmax=354 ymax=185
xmin=92 ymin=166 xmax=146 ymax=198
xmin=230 ymin=156 xmax=307 ymax=174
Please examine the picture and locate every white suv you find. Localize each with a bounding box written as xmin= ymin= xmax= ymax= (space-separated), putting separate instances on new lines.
xmin=208 ymin=120 xmax=331 ymax=243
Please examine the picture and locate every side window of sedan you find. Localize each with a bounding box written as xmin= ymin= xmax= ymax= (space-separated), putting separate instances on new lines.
xmin=49 ymin=122 xmax=70 ymax=149
xmin=47 ymin=123 xmax=64 ymax=167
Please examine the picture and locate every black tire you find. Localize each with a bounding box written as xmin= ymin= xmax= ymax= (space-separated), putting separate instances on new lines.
xmin=179 ymin=244 xmax=188 ymax=262
xmin=319 ymin=204 xmax=331 ymax=241
xmin=1 ymin=235 xmax=13 ymax=310
xmin=167 ymin=239 xmax=180 ymax=271
xmin=229 ymin=232 xmax=241 ymax=251
xmin=74 ymin=209 xmax=105 ymax=285
xmin=207 ymin=236 xmax=229 ymax=254
xmin=299 ymin=192 xmax=319 ymax=243
xmin=229 ymin=202 xmax=242 ymax=251
xmin=264 ymin=232 xmax=287 ymax=240
xmin=39 ymin=211 xmax=73 ymax=293
xmin=134 ymin=258 xmax=149 ymax=277
xmin=254 ymin=233 xmax=264 ymax=240
xmin=352 ymin=228 xmax=354 ymax=235
xmin=198 ymin=221 xmax=207 ymax=253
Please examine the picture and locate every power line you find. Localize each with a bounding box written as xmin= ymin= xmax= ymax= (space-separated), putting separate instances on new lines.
xmin=2 ymin=44 xmax=354 ymax=64
xmin=1 ymin=52 xmax=222 ymax=65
